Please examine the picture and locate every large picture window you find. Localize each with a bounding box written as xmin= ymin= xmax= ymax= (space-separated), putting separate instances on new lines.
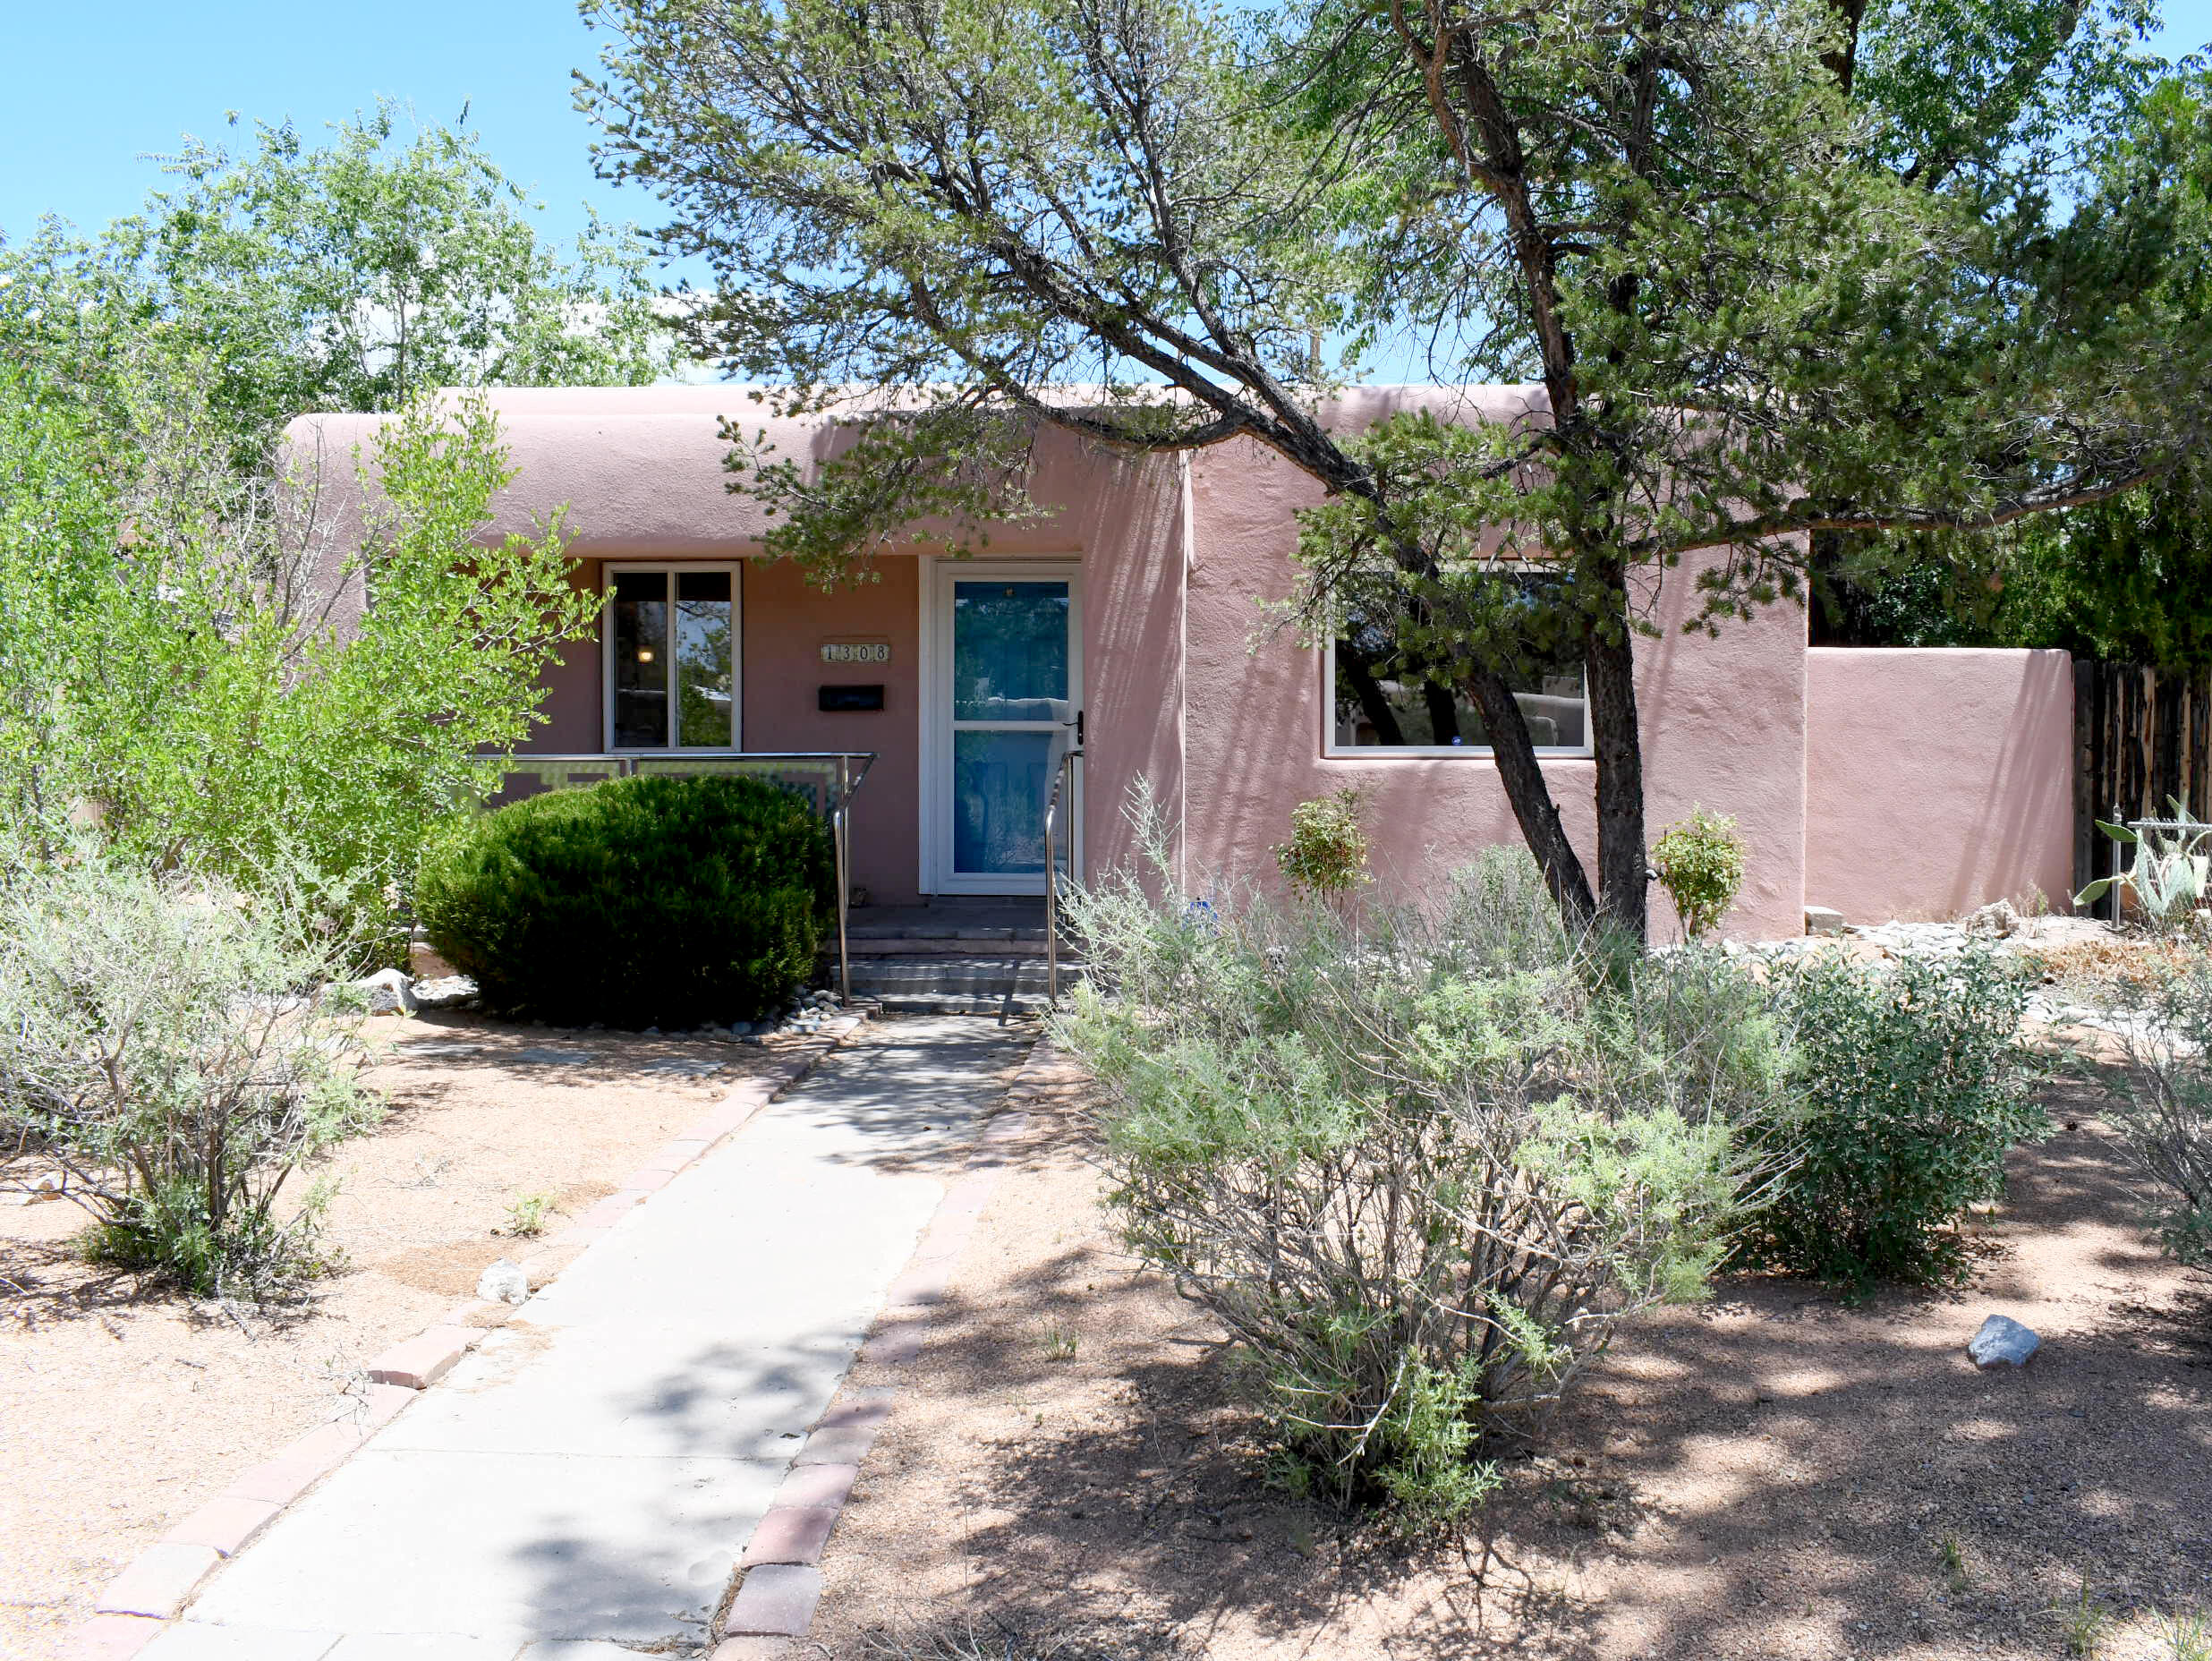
xmin=1325 ymin=581 xmax=1589 ymax=757
xmin=604 ymin=564 xmax=740 ymax=751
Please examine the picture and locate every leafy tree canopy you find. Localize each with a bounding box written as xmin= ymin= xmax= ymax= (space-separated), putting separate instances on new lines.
xmin=582 ymin=0 xmax=2210 ymax=939
xmin=0 ymin=101 xmax=672 ymax=456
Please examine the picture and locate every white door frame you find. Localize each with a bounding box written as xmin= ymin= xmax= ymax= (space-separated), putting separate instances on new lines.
xmin=917 ymin=557 xmax=1084 ymax=896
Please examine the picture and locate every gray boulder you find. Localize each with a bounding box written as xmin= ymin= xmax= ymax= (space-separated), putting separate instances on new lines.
xmin=1967 ymin=1313 xmax=2040 ymax=1369
xmin=351 ymin=967 xmax=418 ymax=1017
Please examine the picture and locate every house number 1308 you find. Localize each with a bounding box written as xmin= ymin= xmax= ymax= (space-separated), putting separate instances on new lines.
xmin=819 ymin=643 xmax=891 ymax=664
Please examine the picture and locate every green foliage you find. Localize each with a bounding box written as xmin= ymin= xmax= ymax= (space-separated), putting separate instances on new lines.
xmin=1058 ymin=805 xmax=1765 ymax=1523
xmin=1 ymin=102 xmax=669 ymax=457
xmin=0 ymin=847 xmax=383 ymax=1296
xmin=583 ymin=0 xmax=2206 ymax=942
xmin=2092 ymin=948 xmax=2212 ymax=1278
xmin=2074 ymin=801 xmax=2210 ymax=932
xmin=1273 ymin=788 xmax=1370 ymax=899
xmin=0 ymin=361 xmax=596 ymax=941
xmin=1651 ymin=808 xmax=1748 ymax=940
xmin=417 ymin=774 xmax=835 ymax=1028
xmin=1740 ymin=949 xmax=2045 ymax=1289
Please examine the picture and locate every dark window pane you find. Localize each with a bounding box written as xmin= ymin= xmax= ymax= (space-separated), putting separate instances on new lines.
xmin=952 ymin=729 xmax=1052 ymax=873
xmin=675 ymin=570 xmax=734 ymax=747
xmin=952 ymin=582 xmax=1069 ymax=721
xmin=1331 ymin=583 xmax=1587 ymax=751
xmin=611 ymin=570 xmax=668 ymax=748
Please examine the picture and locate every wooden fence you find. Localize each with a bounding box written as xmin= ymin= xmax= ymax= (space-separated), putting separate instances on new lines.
xmin=2074 ymin=660 xmax=2212 ymax=908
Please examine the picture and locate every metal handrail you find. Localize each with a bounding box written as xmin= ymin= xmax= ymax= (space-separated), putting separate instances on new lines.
xmin=490 ymin=751 xmax=877 ymax=1004
xmin=1045 ymin=746 xmax=1083 ymax=1005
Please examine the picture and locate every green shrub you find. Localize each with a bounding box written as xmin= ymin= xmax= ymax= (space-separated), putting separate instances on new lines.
xmin=417 ymin=773 xmax=833 ymax=1027
xmin=1740 ymin=947 xmax=2044 ymax=1288
xmin=0 ymin=850 xmax=382 ymax=1296
xmin=1651 ymin=806 xmax=1748 ymax=940
xmin=2092 ymin=949 xmax=2212 ymax=1279
xmin=1059 ymin=810 xmax=1761 ymax=1527
xmin=1273 ymin=787 xmax=1369 ymax=899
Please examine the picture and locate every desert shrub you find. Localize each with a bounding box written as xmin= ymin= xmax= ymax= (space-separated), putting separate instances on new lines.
xmin=1739 ymin=947 xmax=2044 ymax=1288
xmin=417 ymin=772 xmax=834 ymax=1027
xmin=2094 ymin=950 xmax=2212 ymax=1277
xmin=1059 ymin=818 xmax=1765 ymax=1526
xmin=1650 ymin=807 xmax=1748 ymax=940
xmin=0 ymin=851 xmax=382 ymax=1295
xmin=1273 ymin=787 xmax=1369 ymax=899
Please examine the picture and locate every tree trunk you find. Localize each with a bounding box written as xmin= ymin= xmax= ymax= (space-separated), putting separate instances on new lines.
xmin=1584 ymin=611 xmax=1649 ymax=941
xmin=1459 ymin=667 xmax=1599 ymax=929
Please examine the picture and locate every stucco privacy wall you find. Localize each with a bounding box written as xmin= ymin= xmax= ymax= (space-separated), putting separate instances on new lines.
xmin=1179 ymin=391 xmax=1811 ymax=941
xmin=1804 ymin=647 xmax=2075 ymax=922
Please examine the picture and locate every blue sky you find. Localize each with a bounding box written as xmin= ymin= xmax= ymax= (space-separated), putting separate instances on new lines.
xmin=4 ymin=0 xmax=2208 ymax=304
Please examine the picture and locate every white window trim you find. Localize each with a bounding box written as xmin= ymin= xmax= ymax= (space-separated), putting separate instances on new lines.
xmin=600 ymin=561 xmax=744 ymax=753
xmin=1320 ymin=641 xmax=1594 ymax=761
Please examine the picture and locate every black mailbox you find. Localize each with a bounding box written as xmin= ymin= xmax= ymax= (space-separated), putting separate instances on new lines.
xmin=818 ymin=684 xmax=886 ymax=712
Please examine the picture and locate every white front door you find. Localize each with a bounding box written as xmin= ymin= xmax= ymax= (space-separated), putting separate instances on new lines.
xmin=921 ymin=560 xmax=1082 ymax=895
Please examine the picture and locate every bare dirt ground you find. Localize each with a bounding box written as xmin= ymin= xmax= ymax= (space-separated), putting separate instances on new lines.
xmin=819 ymin=1064 xmax=2212 ymax=1661
xmin=0 ymin=1009 xmax=792 ymax=1659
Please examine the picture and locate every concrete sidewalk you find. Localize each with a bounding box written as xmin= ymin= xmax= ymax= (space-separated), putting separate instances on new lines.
xmin=140 ymin=1016 xmax=1027 ymax=1659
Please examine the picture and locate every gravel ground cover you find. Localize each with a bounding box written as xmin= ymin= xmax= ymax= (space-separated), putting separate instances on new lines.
xmin=816 ymin=1061 xmax=2211 ymax=1661
xmin=0 ymin=1007 xmax=793 ymax=1657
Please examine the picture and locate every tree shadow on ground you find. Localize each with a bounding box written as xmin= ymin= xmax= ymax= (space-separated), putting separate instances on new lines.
xmin=824 ymin=1074 xmax=2212 ymax=1661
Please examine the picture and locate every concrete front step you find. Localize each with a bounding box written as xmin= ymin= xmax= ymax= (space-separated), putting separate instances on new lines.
xmin=840 ymin=953 xmax=1085 ymax=1012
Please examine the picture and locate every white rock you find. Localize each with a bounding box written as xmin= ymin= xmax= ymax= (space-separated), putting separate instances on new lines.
xmin=1967 ymin=1313 xmax=2040 ymax=1369
xmin=412 ymin=975 xmax=478 ymax=1012
xmin=351 ymin=967 xmax=419 ymax=1017
xmin=1804 ymin=906 xmax=1847 ymax=937
xmin=476 ymin=1258 xmax=531 ymax=1306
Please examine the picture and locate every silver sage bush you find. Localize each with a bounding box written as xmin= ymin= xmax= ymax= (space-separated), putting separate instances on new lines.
xmin=1057 ymin=810 xmax=1773 ymax=1526
xmin=0 ymin=851 xmax=383 ymax=1296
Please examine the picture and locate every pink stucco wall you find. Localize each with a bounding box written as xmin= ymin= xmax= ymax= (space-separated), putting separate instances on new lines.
xmin=286 ymin=388 xmax=2078 ymax=934
xmin=1804 ymin=648 xmax=2075 ymax=922
xmin=1179 ymin=399 xmax=1809 ymax=941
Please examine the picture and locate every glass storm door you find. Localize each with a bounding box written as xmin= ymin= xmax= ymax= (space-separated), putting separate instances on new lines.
xmin=607 ymin=566 xmax=738 ymax=750
xmin=933 ymin=566 xmax=1080 ymax=894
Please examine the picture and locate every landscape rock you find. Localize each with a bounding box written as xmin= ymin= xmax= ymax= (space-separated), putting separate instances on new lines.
xmin=1967 ymin=1313 xmax=2041 ymax=1369
xmin=1965 ymin=899 xmax=2026 ymax=939
xmin=411 ymin=975 xmax=479 ymax=1012
xmin=351 ymin=968 xmax=418 ymax=1017
xmin=1804 ymin=906 xmax=1847 ymax=937
xmin=2 ymin=1171 xmax=67 ymax=1206
xmin=476 ymin=1258 xmax=531 ymax=1306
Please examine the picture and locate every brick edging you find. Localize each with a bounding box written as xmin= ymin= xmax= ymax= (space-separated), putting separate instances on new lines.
xmin=708 ymin=1032 xmax=1067 ymax=1657
xmin=63 ymin=1013 xmax=872 ymax=1661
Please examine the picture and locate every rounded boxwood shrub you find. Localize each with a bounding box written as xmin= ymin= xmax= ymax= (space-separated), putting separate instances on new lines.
xmin=416 ymin=774 xmax=833 ymax=1028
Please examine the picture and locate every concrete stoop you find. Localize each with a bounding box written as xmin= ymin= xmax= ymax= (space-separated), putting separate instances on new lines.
xmin=843 ymin=952 xmax=1085 ymax=1016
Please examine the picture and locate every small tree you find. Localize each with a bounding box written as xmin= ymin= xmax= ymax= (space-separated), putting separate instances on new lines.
xmin=1274 ymin=788 xmax=1371 ymax=900
xmin=582 ymin=0 xmax=2208 ymax=943
xmin=0 ymin=355 xmax=597 ymax=936
xmin=1652 ymin=809 xmax=1748 ymax=941
xmin=1 ymin=101 xmax=672 ymax=459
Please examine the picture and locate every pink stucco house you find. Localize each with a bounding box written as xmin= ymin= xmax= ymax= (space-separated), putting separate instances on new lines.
xmin=294 ymin=385 xmax=2077 ymax=941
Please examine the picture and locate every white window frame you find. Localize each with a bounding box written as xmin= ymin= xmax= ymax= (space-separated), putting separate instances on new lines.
xmin=601 ymin=561 xmax=744 ymax=753
xmin=1321 ymin=587 xmax=1593 ymax=760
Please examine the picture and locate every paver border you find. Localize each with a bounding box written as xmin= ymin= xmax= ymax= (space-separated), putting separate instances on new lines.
xmin=707 ymin=1029 xmax=1067 ymax=1656
xmin=61 ymin=1013 xmax=871 ymax=1661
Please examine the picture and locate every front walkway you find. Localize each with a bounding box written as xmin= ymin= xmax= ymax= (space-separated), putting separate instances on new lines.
xmin=141 ymin=1017 xmax=1030 ymax=1658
